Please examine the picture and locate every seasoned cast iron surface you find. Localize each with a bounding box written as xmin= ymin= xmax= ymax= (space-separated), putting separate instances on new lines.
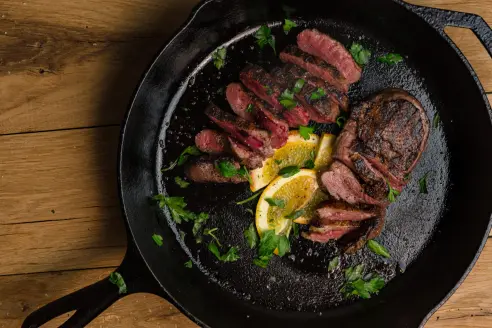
xmin=156 ymin=20 xmax=449 ymax=311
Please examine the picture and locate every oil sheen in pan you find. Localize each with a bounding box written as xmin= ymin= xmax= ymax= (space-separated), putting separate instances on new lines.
xmin=156 ymin=20 xmax=450 ymax=312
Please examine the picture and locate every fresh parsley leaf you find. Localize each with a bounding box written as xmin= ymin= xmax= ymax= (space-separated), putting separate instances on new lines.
xmin=265 ymin=198 xmax=286 ymax=208
xmin=245 ymin=208 xmax=254 ymax=215
xmin=246 ymin=104 xmax=254 ymax=113
xmin=217 ymin=160 xmax=239 ymax=178
xmin=345 ymin=264 xmax=364 ymax=282
xmin=304 ymin=159 xmax=315 ymax=169
xmin=293 ymin=79 xmax=305 ymax=93
xmin=174 ymin=176 xmax=190 ymax=188
xmin=378 ymin=53 xmax=403 ymax=65
xmin=309 ymin=87 xmax=326 ymax=101
xmin=244 ymin=223 xmax=259 ymax=249
xmin=433 ymin=113 xmax=440 ymax=129
xmin=274 ymin=159 xmax=282 ymax=165
xmin=212 ymin=47 xmax=227 ymax=70
xmin=109 ymin=272 xmax=127 ymax=294
xmin=258 ymin=230 xmax=280 ymax=258
xmin=328 ymin=256 xmax=340 ymax=271
xmin=349 ymin=43 xmax=371 ymax=66
xmin=152 ymin=195 xmax=196 ymax=224
xmin=208 ymin=242 xmax=240 ymax=262
xmin=343 ymin=276 xmax=385 ymax=299
xmin=236 ymin=191 xmax=262 ymax=205
xmin=208 ymin=242 xmax=222 ymax=260
xmin=283 ymin=18 xmax=297 ymax=35
xmin=286 ymin=209 xmax=305 ymax=220
xmin=367 ymin=240 xmax=391 ymax=258
xmin=299 ymin=125 xmax=314 ymax=140
xmin=292 ymin=222 xmax=300 ymax=238
xmin=152 ymin=234 xmax=163 ymax=246
xmin=204 ymin=227 xmax=222 ymax=247
xmin=237 ymin=165 xmax=252 ymax=184
xmin=184 ymin=260 xmax=193 ymax=268
xmin=278 ymin=166 xmax=300 ymax=178
xmin=336 ymin=116 xmax=347 ymax=128
xmin=419 ymin=173 xmax=429 ymax=194
xmin=254 ymin=25 xmax=276 ymax=54
xmin=386 ymin=181 xmax=400 ymax=203
xmin=162 ymin=146 xmax=202 ymax=172
xmin=253 ymin=255 xmax=272 ymax=268
xmin=279 ymin=89 xmax=297 ymax=110
xmin=277 ymin=235 xmax=290 ymax=257
xmin=192 ymin=212 xmax=209 ymax=236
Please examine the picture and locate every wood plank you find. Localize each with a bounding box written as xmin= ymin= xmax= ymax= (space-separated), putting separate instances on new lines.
xmin=0 ymin=239 xmax=490 ymax=328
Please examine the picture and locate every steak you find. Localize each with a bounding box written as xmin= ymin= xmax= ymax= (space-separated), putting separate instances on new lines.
xmin=228 ymin=137 xmax=264 ymax=169
xmin=195 ymin=129 xmax=229 ymax=154
xmin=297 ymin=82 xmax=340 ymax=123
xmin=343 ymin=214 xmax=386 ymax=254
xmin=205 ymin=104 xmax=274 ymax=157
xmin=240 ymin=64 xmax=310 ymax=127
xmin=185 ymin=157 xmax=247 ymax=184
xmin=333 ymin=119 xmax=357 ymax=169
xmin=315 ymin=201 xmax=379 ymax=223
xmin=302 ymin=222 xmax=359 ymax=243
xmin=253 ymin=100 xmax=289 ymax=148
xmin=280 ymin=45 xmax=349 ymax=93
xmin=297 ymin=29 xmax=361 ymax=84
xmin=226 ymin=83 xmax=256 ymax=121
xmin=350 ymin=152 xmax=390 ymax=200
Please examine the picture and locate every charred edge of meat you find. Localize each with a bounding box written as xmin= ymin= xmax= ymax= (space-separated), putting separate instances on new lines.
xmin=341 ymin=212 xmax=386 ymax=254
xmin=253 ymin=100 xmax=289 ymax=149
xmin=314 ymin=200 xmax=380 ymax=225
xmin=240 ymin=64 xmax=283 ymax=113
xmin=228 ymin=137 xmax=264 ymax=169
xmin=185 ymin=156 xmax=247 ymax=184
xmin=195 ymin=129 xmax=230 ymax=155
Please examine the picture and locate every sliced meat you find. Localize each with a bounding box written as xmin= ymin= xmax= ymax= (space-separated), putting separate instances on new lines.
xmin=240 ymin=64 xmax=310 ymax=127
xmin=321 ymin=161 xmax=383 ymax=206
xmin=343 ymin=213 xmax=386 ymax=254
xmin=316 ymin=201 xmax=379 ymax=223
xmin=253 ymin=101 xmax=289 ymax=148
xmin=302 ymin=222 xmax=359 ymax=243
xmin=185 ymin=157 xmax=247 ymax=184
xmin=228 ymin=137 xmax=264 ymax=169
xmin=280 ymin=45 xmax=349 ymax=93
xmin=205 ymin=104 xmax=274 ymax=158
xmin=195 ymin=129 xmax=229 ymax=154
xmin=333 ymin=119 xmax=357 ymax=169
xmin=351 ymin=152 xmax=391 ymax=200
xmin=351 ymin=89 xmax=429 ymax=186
xmin=297 ymin=29 xmax=361 ymax=84
xmin=226 ymin=83 xmax=255 ymax=121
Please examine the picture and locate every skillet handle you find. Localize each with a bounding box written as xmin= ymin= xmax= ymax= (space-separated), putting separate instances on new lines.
xmin=405 ymin=3 xmax=492 ymax=57
xmin=22 ymin=241 xmax=166 ymax=328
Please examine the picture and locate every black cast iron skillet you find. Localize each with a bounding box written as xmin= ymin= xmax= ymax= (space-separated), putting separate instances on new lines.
xmin=23 ymin=0 xmax=492 ymax=327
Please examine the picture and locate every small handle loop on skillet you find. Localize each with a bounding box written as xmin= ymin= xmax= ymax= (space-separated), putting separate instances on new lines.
xmin=22 ymin=241 xmax=166 ymax=328
xmin=404 ymin=2 xmax=492 ymax=57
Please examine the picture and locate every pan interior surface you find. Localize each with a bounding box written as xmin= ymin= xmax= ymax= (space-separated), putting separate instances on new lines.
xmin=156 ymin=19 xmax=448 ymax=311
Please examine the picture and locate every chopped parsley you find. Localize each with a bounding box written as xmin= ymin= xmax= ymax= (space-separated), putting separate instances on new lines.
xmin=419 ymin=173 xmax=429 ymax=194
xmin=274 ymin=159 xmax=282 ymax=165
xmin=245 ymin=208 xmax=254 ymax=215
xmin=208 ymin=242 xmax=240 ymax=262
xmin=152 ymin=234 xmax=163 ymax=246
xmin=265 ymin=198 xmax=286 ymax=208
xmin=293 ymin=79 xmax=305 ymax=93
xmin=246 ymin=104 xmax=254 ymax=113
xmin=244 ymin=223 xmax=259 ymax=249
xmin=309 ymin=87 xmax=326 ymax=101
xmin=162 ymin=146 xmax=201 ymax=172
xmin=349 ymin=43 xmax=371 ymax=66
xmin=279 ymin=89 xmax=297 ymax=110
xmin=328 ymin=256 xmax=340 ymax=271
xmin=184 ymin=260 xmax=193 ymax=268
xmin=192 ymin=212 xmax=210 ymax=236
xmin=278 ymin=165 xmax=300 ymax=178
xmin=212 ymin=47 xmax=227 ymax=70
xmin=174 ymin=176 xmax=190 ymax=188
xmin=336 ymin=116 xmax=347 ymax=128
xmin=152 ymin=195 xmax=209 ymax=228
xmin=216 ymin=161 xmax=251 ymax=182
xmin=109 ymin=272 xmax=127 ymax=294
xmin=378 ymin=53 xmax=403 ymax=65
xmin=299 ymin=125 xmax=314 ymax=140
xmin=304 ymin=159 xmax=315 ymax=169
xmin=292 ymin=222 xmax=300 ymax=238
xmin=283 ymin=19 xmax=297 ymax=35
xmin=386 ymin=181 xmax=400 ymax=203
xmin=433 ymin=113 xmax=440 ymax=129
xmin=254 ymin=25 xmax=276 ymax=54
xmin=204 ymin=227 xmax=222 ymax=247
xmin=367 ymin=240 xmax=391 ymax=258
xmin=286 ymin=209 xmax=305 ymax=220
xmin=236 ymin=191 xmax=262 ymax=205
xmin=341 ymin=265 xmax=385 ymax=299
xmin=254 ymin=230 xmax=290 ymax=268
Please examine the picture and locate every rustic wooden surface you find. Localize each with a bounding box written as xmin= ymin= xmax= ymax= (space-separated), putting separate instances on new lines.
xmin=0 ymin=0 xmax=490 ymax=327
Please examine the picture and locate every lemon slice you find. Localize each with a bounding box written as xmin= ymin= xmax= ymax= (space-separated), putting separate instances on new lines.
xmin=256 ymin=169 xmax=318 ymax=237
xmin=293 ymin=189 xmax=330 ymax=225
xmin=250 ymin=131 xmax=319 ymax=192
xmin=314 ymin=133 xmax=336 ymax=170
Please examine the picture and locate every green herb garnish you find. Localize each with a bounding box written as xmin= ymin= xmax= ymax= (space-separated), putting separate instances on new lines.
xmin=367 ymin=240 xmax=391 ymax=258
xmin=152 ymin=234 xmax=163 ymax=246
xmin=184 ymin=260 xmax=193 ymax=268
xmin=237 ymin=191 xmax=262 ymax=205
xmin=278 ymin=165 xmax=300 ymax=178
xmin=433 ymin=113 xmax=440 ymax=129
xmin=309 ymin=87 xmax=326 ymax=101
xmin=386 ymin=181 xmax=400 ymax=203
xmin=378 ymin=53 xmax=403 ymax=65
xmin=212 ymin=47 xmax=227 ymax=70
xmin=162 ymin=146 xmax=202 ymax=172
xmin=328 ymin=256 xmax=340 ymax=271
xmin=274 ymin=159 xmax=282 ymax=165
xmin=336 ymin=116 xmax=347 ymax=128
xmin=217 ymin=160 xmax=238 ymax=177
xmin=153 ymin=195 xmax=198 ymax=223
xmin=349 ymin=43 xmax=371 ymax=66
xmin=341 ymin=265 xmax=385 ymax=299
xmin=244 ymin=223 xmax=259 ymax=249
xmin=245 ymin=208 xmax=254 ymax=215
xmin=283 ymin=18 xmax=297 ymax=35
xmin=304 ymin=159 xmax=315 ymax=169
xmin=174 ymin=176 xmax=190 ymax=188
xmin=299 ymin=125 xmax=314 ymax=140
xmin=265 ymin=197 xmax=286 ymax=208
xmin=204 ymin=227 xmax=222 ymax=247
xmin=293 ymin=79 xmax=305 ymax=93
xmin=254 ymin=230 xmax=281 ymax=268
xmin=254 ymin=25 xmax=276 ymax=54
xmin=419 ymin=173 xmax=429 ymax=194
xmin=279 ymin=89 xmax=297 ymax=110
xmin=286 ymin=209 xmax=305 ymax=220
xmin=208 ymin=242 xmax=240 ymax=262
xmin=192 ymin=212 xmax=210 ymax=236
xmin=292 ymin=222 xmax=300 ymax=238
xmin=277 ymin=235 xmax=290 ymax=257
xmin=246 ymin=104 xmax=254 ymax=113
xmin=109 ymin=272 xmax=127 ymax=294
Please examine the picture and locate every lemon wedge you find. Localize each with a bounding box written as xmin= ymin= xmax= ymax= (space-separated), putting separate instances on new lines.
xmin=250 ymin=131 xmax=319 ymax=192
xmin=293 ymin=189 xmax=330 ymax=225
xmin=314 ymin=133 xmax=336 ymax=170
xmin=256 ymin=169 xmax=318 ymax=237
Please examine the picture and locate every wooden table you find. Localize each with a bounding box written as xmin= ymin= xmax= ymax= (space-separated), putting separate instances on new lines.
xmin=0 ymin=0 xmax=490 ymax=327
